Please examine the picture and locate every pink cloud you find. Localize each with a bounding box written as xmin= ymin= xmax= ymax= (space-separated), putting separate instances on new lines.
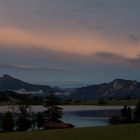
xmin=0 ymin=26 xmax=140 ymax=59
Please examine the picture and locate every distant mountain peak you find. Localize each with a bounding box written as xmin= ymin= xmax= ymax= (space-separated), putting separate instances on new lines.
xmin=0 ymin=74 xmax=12 ymax=78
xmin=0 ymin=74 xmax=20 ymax=82
xmin=0 ymin=74 xmax=54 ymax=94
xmin=3 ymin=74 xmax=13 ymax=78
xmin=111 ymin=79 xmax=138 ymax=89
xmin=111 ymin=79 xmax=125 ymax=90
xmin=112 ymin=79 xmax=125 ymax=82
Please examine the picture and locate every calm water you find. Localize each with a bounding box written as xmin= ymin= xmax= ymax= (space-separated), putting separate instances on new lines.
xmin=62 ymin=109 xmax=121 ymax=127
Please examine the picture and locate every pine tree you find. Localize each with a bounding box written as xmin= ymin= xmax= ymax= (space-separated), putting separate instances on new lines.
xmin=44 ymin=92 xmax=63 ymax=122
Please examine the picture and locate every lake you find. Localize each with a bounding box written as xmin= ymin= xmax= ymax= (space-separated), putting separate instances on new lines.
xmin=61 ymin=106 xmax=123 ymax=127
xmin=0 ymin=105 xmax=126 ymax=128
xmin=62 ymin=111 xmax=109 ymax=127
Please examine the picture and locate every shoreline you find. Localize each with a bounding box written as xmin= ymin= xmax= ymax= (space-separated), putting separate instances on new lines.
xmin=0 ymin=105 xmax=135 ymax=113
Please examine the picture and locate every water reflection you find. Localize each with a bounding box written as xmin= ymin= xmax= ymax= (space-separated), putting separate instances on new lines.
xmin=62 ymin=110 xmax=121 ymax=127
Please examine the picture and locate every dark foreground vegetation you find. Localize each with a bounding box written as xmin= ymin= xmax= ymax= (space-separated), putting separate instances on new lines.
xmin=109 ymin=100 xmax=140 ymax=125
xmin=0 ymin=124 xmax=140 ymax=140
xmin=0 ymin=92 xmax=74 ymax=132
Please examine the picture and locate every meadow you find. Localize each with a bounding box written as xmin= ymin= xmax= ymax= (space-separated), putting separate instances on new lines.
xmin=0 ymin=124 xmax=139 ymax=140
xmin=82 ymin=99 xmax=138 ymax=106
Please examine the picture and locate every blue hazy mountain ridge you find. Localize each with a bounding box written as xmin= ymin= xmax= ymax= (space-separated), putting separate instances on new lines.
xmin=69 ymin=79 xmax=140 ymax=100
xmin=0 ymin=74 xmax=53 ymax=94
xmin=0 ymin=74 xmax=140 ymax=100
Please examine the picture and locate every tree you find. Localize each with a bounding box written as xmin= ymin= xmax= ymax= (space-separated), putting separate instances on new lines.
xmin=44 ymin=92 xmax=63 ymax=122
xmin=121 ymin=106 xmax=132 ymax=123
xmin=36 ymin=112 xmax=45 ymax=128
xmin=17 ymin=99 xmax=31 ymax=131
xmin=121 ymin=105 xmax=128 ymax=122
xmin=134 ymin=100 xmax=140 ymax=121
xmin=2 ymin=111 xmax=14 ymax=131
xmin=126 ymin=107 xmax=132 ymax=122
xmin=44 ymin=92 xmax=61 ymax=106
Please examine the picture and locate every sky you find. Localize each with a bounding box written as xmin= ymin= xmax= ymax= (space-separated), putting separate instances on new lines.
xmin=0 ymin=0 xmax=140 ymax=87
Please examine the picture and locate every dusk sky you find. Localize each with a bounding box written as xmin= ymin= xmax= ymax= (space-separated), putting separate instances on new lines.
xmin=0 ymin=0 xmax=140 ymax=87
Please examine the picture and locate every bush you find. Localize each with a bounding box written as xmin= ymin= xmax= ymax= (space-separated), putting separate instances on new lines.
xmin=17 ymin=117 xmax=31 ymax=131
xmin=109 ymin=115 xmax=121 ymax=125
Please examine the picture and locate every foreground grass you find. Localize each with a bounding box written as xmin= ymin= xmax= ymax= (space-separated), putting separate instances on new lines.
xmin=0 ymin=124 xmax=140 ymax=140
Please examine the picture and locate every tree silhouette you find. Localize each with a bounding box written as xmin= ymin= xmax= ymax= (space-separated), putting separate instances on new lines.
xmin=127 ymin=107 xmax=132 ymax=122
xmin=44 ymin=92 xmax=62 ymax=122
xmin=121 ymin=105 xmax=128 ymax=122
xmin=17 ymin=99 xmax=31 ymax=131
xmin=36 ymin=112 xmax=45 ymax=128
xmin=121 ymin=106 xmax=132 ymax=123
xmin=134 ymin=100 xmax=140 ymax=121
xmin=2 ymin=111 xmax=14 ymax=131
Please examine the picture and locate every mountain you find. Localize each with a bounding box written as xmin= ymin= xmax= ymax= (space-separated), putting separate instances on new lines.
xmin=0 ymin=74 xmax=54 ymax=95
xmin=1 ymin=74 xmax=140 ymax=101
xmin=68 ymin=79 xmax=140 ymax=100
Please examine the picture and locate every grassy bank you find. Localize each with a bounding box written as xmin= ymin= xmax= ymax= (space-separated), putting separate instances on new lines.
xmin=106 ymin=99 xmax=137 ymax=106
xmin=0 ymin=124 xmax=140 ymax=140
xmin=82 ymin=99 xmax=137 ymax=106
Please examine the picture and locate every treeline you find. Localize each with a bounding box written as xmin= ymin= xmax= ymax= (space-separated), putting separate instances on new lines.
xmin=0 ymin=91 xmax=43 ymax=105
xmin=0 ymin=91 xmax=84 ymax=105
xmin=109 ymin=100 xmax=140 ymax=125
